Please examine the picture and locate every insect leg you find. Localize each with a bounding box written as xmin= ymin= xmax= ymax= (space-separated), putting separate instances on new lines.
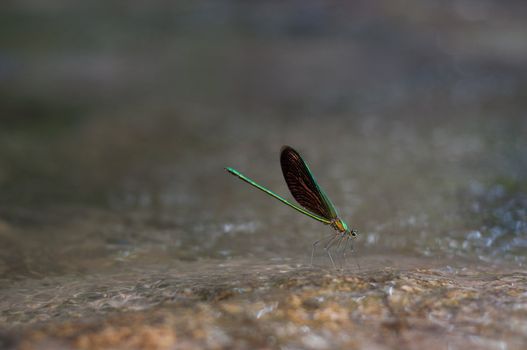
xmin=324 ymin=234 xmax=340 ymax=269
xmin=311 ymin=233 xmax=334 ymax=265
xmin=350 ymin=240 xmax=361 ymax=271
xmin=342 ymin=235 xmax=351 ymax=268
xmin=334 ymin=233 xmax=346 ymax=269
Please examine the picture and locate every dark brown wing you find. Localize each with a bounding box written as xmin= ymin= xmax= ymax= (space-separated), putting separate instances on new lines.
xmin=280 ymin=146 xmax=338 ymax=220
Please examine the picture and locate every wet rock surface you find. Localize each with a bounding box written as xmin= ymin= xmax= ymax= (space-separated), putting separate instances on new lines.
xmin=4 ymin=258 xmax=526 ymax=349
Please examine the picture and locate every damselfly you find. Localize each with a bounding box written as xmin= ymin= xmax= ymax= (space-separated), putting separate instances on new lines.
xmin=226 ymin=146 xmax=358 ymax=269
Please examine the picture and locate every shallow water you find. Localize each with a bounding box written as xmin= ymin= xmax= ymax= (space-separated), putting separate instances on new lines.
xmin=1 ymin=1 xmax=527 ymax=349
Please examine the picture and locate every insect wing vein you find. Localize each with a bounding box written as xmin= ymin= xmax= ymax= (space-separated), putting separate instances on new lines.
xmin=280 ymin=146 xmax=338 ymax=220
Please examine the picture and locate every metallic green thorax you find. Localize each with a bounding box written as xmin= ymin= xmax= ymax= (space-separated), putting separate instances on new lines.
xmin=225 ymin=167 xmax=333 ymax=224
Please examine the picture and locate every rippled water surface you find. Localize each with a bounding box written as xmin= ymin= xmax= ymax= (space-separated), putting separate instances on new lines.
xmin=1 ymin=1 xmax=527 ymax=349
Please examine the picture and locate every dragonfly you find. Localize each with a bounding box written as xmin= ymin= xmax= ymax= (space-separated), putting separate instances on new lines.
xmin=225 ymin=145 xmax=358 ymax=269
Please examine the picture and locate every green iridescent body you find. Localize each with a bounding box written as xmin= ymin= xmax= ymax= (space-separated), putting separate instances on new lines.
xmin=225 ymin=146 xmax=357 ymax=239
xmin=225 ymin=167 xmax=332 ymax=224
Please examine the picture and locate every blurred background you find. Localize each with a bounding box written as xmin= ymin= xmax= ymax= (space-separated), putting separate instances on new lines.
xmin=1 ymin=0 xmax=526 ymax=283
